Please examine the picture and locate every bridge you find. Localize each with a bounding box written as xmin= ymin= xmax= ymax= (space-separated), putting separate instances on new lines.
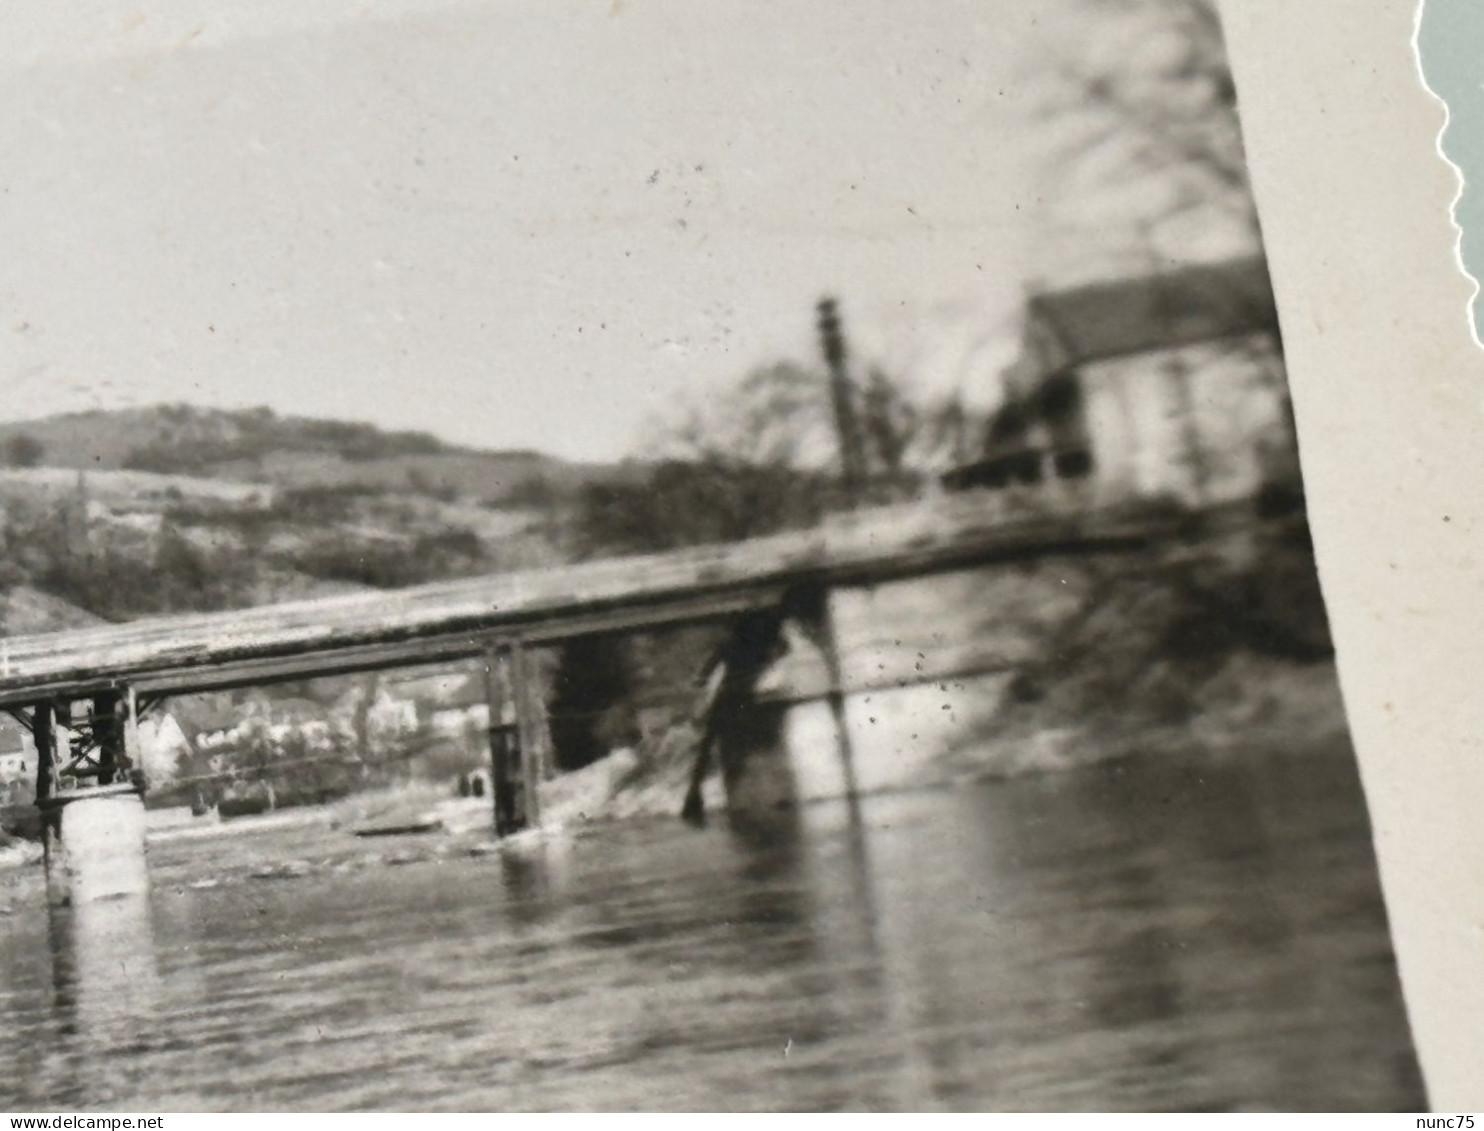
xmin=0 ymin=490 xmax=1187 ymax=904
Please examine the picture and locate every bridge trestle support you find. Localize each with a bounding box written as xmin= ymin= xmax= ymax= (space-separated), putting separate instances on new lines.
xmin=694 ymin=586 xmax=864 ymax=818
xmin=787 ymin=586 xmax=861 ymax=803
xmin=484 ymin=643 xmax=546 ymax=837
xmin=32 ymin=688 xmax=150 ymax=907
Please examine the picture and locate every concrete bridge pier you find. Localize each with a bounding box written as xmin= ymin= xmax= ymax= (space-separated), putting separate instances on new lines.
xmin=30 ymin=690 xmax=150 ymax=907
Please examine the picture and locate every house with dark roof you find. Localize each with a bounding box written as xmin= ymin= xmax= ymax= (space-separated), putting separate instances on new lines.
xmin=944 ymin=255 xmax=1295 ymax=507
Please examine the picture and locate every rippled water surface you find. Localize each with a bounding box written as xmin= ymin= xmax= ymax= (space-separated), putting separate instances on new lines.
xmin=0 ymin=747 xmax=1424 ymax=1111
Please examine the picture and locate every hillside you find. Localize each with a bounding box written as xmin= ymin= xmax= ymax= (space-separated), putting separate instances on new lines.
xmin=0 ymin=404 xmax=639 ymax=507
xmin=0 ymin=404 xmax=652 ymax=630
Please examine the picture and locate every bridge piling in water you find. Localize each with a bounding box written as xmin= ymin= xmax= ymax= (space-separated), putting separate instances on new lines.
xmin=694 ymin=586 xmax=864 ymax=817
xmin=510 ymin=643 xmax=545 ymax=827
xmin=27 ymin=690 xmax=150 ymax=907
xmin=483 ymin=644 xmax=533 ymax=837
xmin=790 ymin=585 xmax=861 ymax=805
xmin=33 ymin=701 xmax=64 ymax=905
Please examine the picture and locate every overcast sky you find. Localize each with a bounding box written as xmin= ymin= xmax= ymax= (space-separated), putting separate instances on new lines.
xmin=0 ymin=0 xmax=1254 ymax=462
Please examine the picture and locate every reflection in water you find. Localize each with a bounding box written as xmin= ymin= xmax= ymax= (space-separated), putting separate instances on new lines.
xmin=45 ymin=899 xmax=78 ymax=1031
xmin=54 ymin=894 xmax=161 ymax=1041
xmin=496 ymin=848 xmax=550 ymax=926
xmin=34 ymin=892 xmax=164 ymax=1110
xmin=0 ymin=747 xmax=1425 ymax=1112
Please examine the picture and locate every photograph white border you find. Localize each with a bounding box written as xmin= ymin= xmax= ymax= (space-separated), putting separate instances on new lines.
xmin=1226 ymin=0 xmax=1484 ymax=1108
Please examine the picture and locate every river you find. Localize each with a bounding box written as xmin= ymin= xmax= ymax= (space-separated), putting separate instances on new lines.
xmin=0 ymin=744 xmax=1424 ymax=1111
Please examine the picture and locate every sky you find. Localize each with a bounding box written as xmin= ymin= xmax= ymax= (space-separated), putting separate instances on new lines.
xmin=0 ymin=0 xmax=1257 ymax=462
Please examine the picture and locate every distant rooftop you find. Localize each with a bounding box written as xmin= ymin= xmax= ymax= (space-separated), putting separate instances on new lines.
xmin=1020 ymin=255 xmax=1280 ymax=378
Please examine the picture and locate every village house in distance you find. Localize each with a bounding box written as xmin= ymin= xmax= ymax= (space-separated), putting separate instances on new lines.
xmin=0 ymin=669 xmax=494 ymax=824
xmin=944 ymin=254 xmax=1297 ymax=511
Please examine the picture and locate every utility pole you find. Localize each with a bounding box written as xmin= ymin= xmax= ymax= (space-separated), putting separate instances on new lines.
xmin=817 ymin=296 xmax=866 ymax=503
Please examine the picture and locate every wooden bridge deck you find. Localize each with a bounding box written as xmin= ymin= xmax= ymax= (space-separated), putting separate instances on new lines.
xmin=0 ymin=494 xmax=1184 ymax=707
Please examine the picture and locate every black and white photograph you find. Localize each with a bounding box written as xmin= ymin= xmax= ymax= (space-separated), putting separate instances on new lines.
xmin=0 ymin=0 xmax=1428 ymax=1113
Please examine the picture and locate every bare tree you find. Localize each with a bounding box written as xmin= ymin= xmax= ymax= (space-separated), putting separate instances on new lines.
xmin=661 ymin=360 xmax=973 ymax=485
xmin=1036 ymin=0 xmax=1258 ymax=252
xmin=575 ymin=356 xmax=982 ymax=558
xmin=1024 ymin=0 xmax=1301 ymax=497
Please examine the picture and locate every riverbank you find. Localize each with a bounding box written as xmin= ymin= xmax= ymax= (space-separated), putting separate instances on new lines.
xmin=142 ymin=782 xmax=492 ymax=846
xmin=950 ymin=514 xmax=1343 ymax=775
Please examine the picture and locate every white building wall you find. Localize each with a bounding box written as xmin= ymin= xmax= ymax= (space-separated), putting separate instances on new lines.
xmin=1080 ymin=365 xmax=1142 ymax=503
xmin=1081 ymin=335 xmax=1288 ymax=508
xmin=1083 ymin=356 xmax=1192 ymax=503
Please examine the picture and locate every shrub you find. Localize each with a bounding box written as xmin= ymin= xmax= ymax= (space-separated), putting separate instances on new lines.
xmin=3 ymin=433 xmax=45 ymax=468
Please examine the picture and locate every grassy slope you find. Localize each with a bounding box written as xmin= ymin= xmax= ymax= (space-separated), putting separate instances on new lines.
xmin=0 ymin=405 xmax=637 ymax=629
xmin=0 ymin=404 xmax=638 ymax=506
